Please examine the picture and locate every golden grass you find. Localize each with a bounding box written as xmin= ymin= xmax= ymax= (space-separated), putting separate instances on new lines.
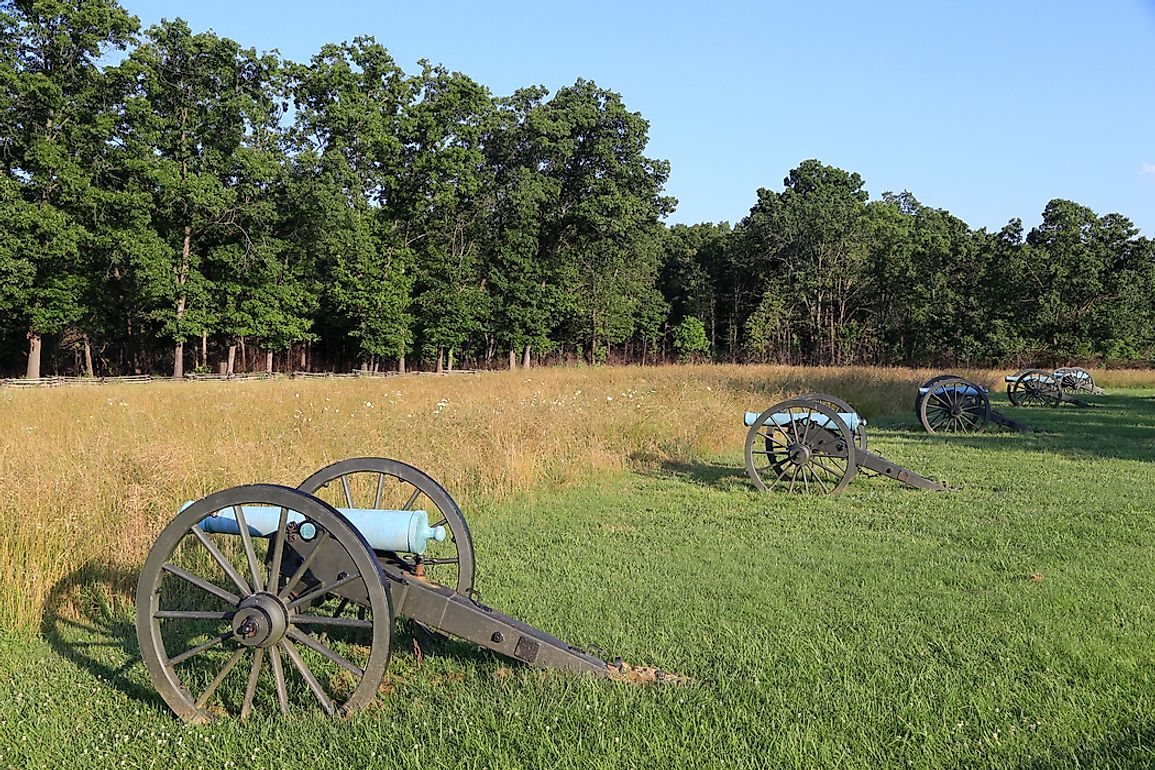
xmin=2 ymin=363 xmax=1150 ymax=632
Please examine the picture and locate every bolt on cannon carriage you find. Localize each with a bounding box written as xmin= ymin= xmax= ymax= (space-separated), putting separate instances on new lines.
xmin=915 ymin=375 xmax=1033 ymax=434
xmin=742 ymin=393 xmax=948 ymax=495
xmin=136 ymin=458 xmax=658 ymax=723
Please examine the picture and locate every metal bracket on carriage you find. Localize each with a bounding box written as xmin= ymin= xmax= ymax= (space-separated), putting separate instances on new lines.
xmin=742 ymin=393 xmax=947 ymax=495
xmin=136 ymin=458 xmax=686 ymax=723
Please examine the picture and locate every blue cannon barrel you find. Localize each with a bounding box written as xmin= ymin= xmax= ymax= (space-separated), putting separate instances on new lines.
xmin=743 ymin=410 xmax=863 ymax=433
xmin=1004 ymin=373 xmax=1053 ymax=383
xmin=193 ymin=504 xmax=446 ymax=555
xmin=919 ymin=385 xmax=987 ymax=396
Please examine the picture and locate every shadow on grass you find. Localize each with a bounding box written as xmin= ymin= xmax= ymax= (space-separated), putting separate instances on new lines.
xmin=870 ymin=392 xmax=1155 ymax=465
xmin=637 ymin=457 xmax=749 ymax=489
xmin=1019 ymin=721 xmax=1155 ymax=769
xmin=39 ymin=561 xmax=537 ymax=709
xmin=39 ymin=561 xmax=161 ymax=709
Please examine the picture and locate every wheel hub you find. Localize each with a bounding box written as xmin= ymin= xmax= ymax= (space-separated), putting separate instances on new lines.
xmin=231 ymin=592 xmax=290 ymax=648
xmin=949 ymin=405 xmax=963 ymax=417
xmin=787 ymin=444 xmax=812 ymax=466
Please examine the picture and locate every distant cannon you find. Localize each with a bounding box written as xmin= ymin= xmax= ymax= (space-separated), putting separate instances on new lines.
xmin=135 ymin=458 xmax=666 ymax=723
xmin=915 ymin=375 xmax=1033 ymax=434
xmin=1005 ymin=368 xmax=1091 ymax=408
xmin=1053 ymin=367 xmax=1105 ymax=395
xmin=743 ymin=393 xmax=947 ymax=495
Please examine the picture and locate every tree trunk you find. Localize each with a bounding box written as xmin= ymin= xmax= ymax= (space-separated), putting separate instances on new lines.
xmin=25 ymin=333 xmax=42 ymax=379
xmin=83 ymin=334 xmax=94 ymax=378
xmin=509 ymin=349 xmax=517 ymax=369
xmin=447 ymin=349 xmax=454 ymax=372
xmin=201 ymin=330 xmax=208 ymax=371
xmin=300 ymin=343 xmax=307 ymax=371
xmin=522 ymin=344 xmax=531 ymax=369
xmin=398 ymin=354 xmax=406 ymax=374
xmin=265 ymin=349 xmax=273 ymax=374
xmin=239 ymin=336 xmax=247 ymax=372
xmin=226 ymin=344 xmax=237 ymax=376
xmin=173 ymin=341 xmax=184 ymax=380
xmin=436 ymin=348 xmax=444 ymax=374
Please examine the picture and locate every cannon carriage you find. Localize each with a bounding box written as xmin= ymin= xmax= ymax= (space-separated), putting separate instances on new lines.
xmin=742 ymin=393 xmax=947 ymax=495
xmin=1005 ymin=368 xmax=1093 ymax=408
xmin=915 ymin=375 xmax=1033 ymax=434
xmin=136 ymin=458 xmax=626 ymax=723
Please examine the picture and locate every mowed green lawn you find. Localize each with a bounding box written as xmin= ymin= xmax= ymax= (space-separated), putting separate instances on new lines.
xmin=2 ymin=390 xmax=1154 ymax=769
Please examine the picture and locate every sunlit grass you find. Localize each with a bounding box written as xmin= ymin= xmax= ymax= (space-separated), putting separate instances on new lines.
xmin=1 ymin=365 xmax=1154 ymax=767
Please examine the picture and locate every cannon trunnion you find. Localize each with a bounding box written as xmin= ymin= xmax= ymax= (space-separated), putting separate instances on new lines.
xmin=742 ymin=393 xmax=947 ymax=495
xmin=135 ymin=458 xmax=609 ymax=723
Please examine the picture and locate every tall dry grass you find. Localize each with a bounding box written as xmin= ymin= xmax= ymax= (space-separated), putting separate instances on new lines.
xmin=1 ymin=363 xmax=1148 ymax=632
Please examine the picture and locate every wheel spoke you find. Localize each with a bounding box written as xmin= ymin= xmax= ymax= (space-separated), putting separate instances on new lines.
xmin=340 ymin=476 xmax=354 ymax=508
xmin=161 ymin=563 xmax=241 ymax=606
xmin=169 ymin=631 xmax=233 ymax=666
xmin=232 ymin=505 xmax=263 ymax=593
xmin=154 ymin=610 xmax=235 ymax=621
xmin=280 ymin=638 xmax=336 ymax=715
xmin=286 ymin=627 xmax=365 ymax=676
xmin=373 ymin=473 xmax=386 ymax=509
xmin=190 ymin=527 xmax=252 ymax=598
xmin=287 ymin=570 xmax=362 ymax=610
xmin=266 ymin=506 xmax=291 ymax=593
xmin=292 ymin=614 xmax=374 ymax=629
xmin=402 ymin=487 xmax=421 ymax=511
xmin=195 ymin=647 xmax=246 ymax=710
xmin=269 ymin=642 xmax=290 ymax=715
xmin=239 ymin=647 xmax=264 ymax=720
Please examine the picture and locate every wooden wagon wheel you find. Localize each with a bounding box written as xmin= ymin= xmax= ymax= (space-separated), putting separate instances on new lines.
xmin=917 ymin=376 xmax=991 ymax=434
xmin=135 ymin=484 xmax=393 ymax=722
xmin=298 ymin=457 xmax=475 ymax=595
xmin=1007 ymin=368 xmax=1063 ymax=407
xmin=744 ymin=398 xmax=858 ymax=495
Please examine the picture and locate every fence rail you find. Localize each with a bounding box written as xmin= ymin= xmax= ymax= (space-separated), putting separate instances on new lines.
xmin=1 ymin=369 xmax=478 ymax=389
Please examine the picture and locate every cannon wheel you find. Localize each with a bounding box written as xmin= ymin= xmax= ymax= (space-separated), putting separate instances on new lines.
xmin=914 ymin=374 xmax=963 ymax=415
xmin=744 ymin=398 xmax=857 ymax=495
xmin=136 ymin=484 xmax=393 ymax=723
xmin=917 ymin=376 xmax=991 ymax=434
xmin=798 ymin=392 xmax=868 ymax=453
xmin=1054 ymin=367 xmax=1096 ymax=394
xmin=1007 ymin=368 xmax=1063 ymax=407
xmin=299 ymin=457 xmax=475 ymax=596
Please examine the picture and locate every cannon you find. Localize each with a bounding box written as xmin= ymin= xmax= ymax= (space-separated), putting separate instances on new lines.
xmin=135 ymin=458 xmax=652 ymax=723
xmin=743 ymin=393 xmax=947 ymax=495
xmin=1005 ymin=368 xmax=1091 ymax=408
xmin=915 ymin=375 xmax=1033 ymax=434
xmin=1053 ymin=367 xmax=1105 ymax=395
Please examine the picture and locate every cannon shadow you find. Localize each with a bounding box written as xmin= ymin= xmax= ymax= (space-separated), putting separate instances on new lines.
xmin=870 ymin=392 xmax=1155 ymax=465
xmin=39 ymin=562 xmax=545 ymax=708
xmin=634 ymin=455 xmax=749 ymax=489
xmin=39 ymin=561 xmax=163 ymax=709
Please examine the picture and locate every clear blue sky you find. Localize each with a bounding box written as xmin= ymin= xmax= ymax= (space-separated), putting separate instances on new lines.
xmin=126 ymin=0 xmax=1155 ymax=236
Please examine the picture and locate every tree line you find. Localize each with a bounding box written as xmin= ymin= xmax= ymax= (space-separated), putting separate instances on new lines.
xmin=2 ymin=0 xmax=1152 ymax=379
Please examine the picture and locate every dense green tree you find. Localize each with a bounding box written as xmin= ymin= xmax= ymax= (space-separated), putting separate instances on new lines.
xmin=0 ymin=0 xmax=136 ymax=377
xmin=290 ymin=37 xmax=415 ymax=371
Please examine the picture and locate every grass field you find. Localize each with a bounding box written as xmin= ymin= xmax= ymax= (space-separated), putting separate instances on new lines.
xmin=1 ymin=365 xmax=1154 ymax=768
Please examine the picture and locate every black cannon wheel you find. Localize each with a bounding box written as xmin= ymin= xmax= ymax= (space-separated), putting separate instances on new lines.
xmin=798 ymin=392 xmax=868 ymax=452
xmin=1054 ymin=367 xmax=1096 ymax=394
xmin=299 ymin=458 xmax=475 ymax=596
xmin=1007 ymin=368 xmax=1063 ymax=407
xmin=914 ymin=374 xmax=963 ymax=414
xmin=744 ymin=398 xmax=858 ymax=495
xmin=917 ymin=376 xmax=991 ymax=434
xmin=135 ymin=484 xmax=393 ymax=723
